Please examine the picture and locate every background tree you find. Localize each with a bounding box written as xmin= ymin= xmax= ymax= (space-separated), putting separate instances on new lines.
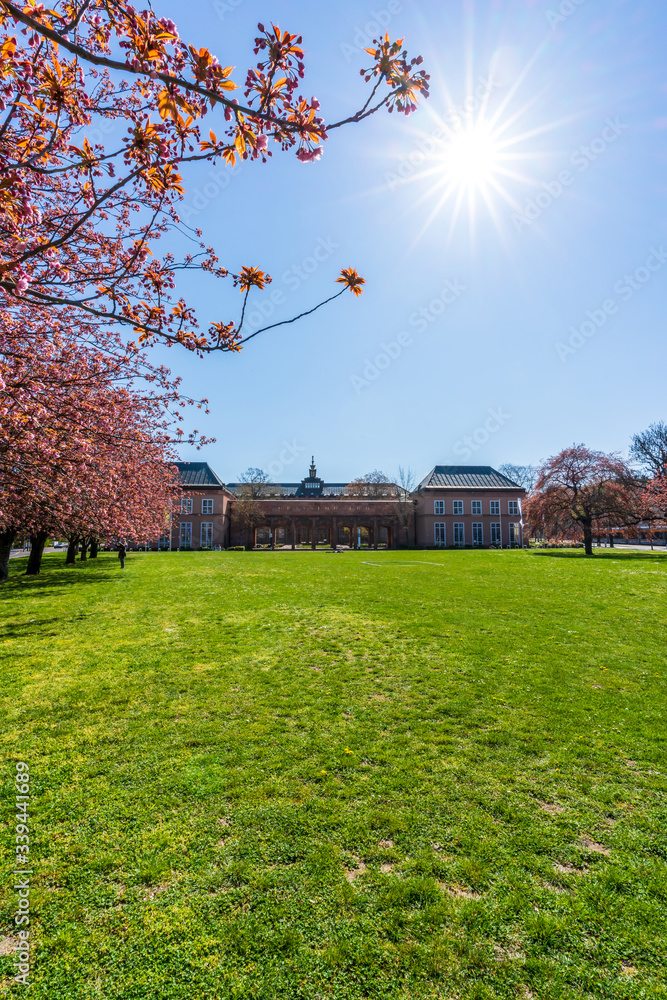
xmin=498 ymin=464 xmax=540 ymax=493
xmin=231 ymin=468 xmax=276 ymax=547
xmin=345 ymin=470 xmax=397 ymax=499
xmin=395 ymin=465 xmax=418 ymax=546
xmin=629 ymin=421 xmax=667 ymax=478
xmin=525 ymin=445 xmax=637 ymax=556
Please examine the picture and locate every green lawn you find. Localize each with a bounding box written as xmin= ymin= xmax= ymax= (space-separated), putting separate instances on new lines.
xmin=1 ymin=549 xmax=666 ymax=1000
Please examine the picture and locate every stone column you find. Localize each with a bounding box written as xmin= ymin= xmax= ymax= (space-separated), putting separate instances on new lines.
xmin=291 ymin=518 xmax=296 ymax=550
xmin=332 ymin=517 xmax=337 ymax=550
xmin=352 ymin=518 xmax=358 ymax=550
xmin=373 ymin=516 xmax=378 ymax=550
xmin=311 ymin=517 xmax=318 ymax=550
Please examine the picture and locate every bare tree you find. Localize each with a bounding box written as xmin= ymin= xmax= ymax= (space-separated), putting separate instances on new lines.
xmin=630 ymin=422 xmax=667 ymax=478
xmin=345 ymin=470 xmax=398 ymax=499
xmin=238 ymin=468 xmax=276 ymax=499
xmin=498 ymin=464 xmax=540 ymax=493
xmin=233 ymin=468 xmax=277 ymax=546
xmin=395 ymin=466 xmax=418 ymax=546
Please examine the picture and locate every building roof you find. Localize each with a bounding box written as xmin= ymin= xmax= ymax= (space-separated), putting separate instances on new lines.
xmin=175 ymin=462 xmax=225 ymax=487
xmin=417 ymin=466 xmax=524 ymax=490
xmin=225 ymin=482 xmax=350 ymax=498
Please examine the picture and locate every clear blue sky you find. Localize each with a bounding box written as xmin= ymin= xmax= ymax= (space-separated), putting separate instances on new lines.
xmin=149 ymin=0 xmax=666 ymax=484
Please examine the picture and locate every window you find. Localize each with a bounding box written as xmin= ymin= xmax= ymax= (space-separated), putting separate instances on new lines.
xmin=202 ymin=499 xmax=213 ymax=514
xmin=490 ymin=523 xmax=501 ymax=545
xmin=472 ymin=523 xmax=483 ymax=546
xmin=181 ymin=497 xmax=193 ymax=514
xmin=453 ymin=523 xmax=465 ymax=547
xmin=508 ymin=500 xmax=520 ymax=515
xmin=200 ymin=522 xmax=213 ymax=548
xmin=158 ymin=533 xmax=170 ymax=550
xmin=509 ymin=522 xmax=520 ymax=547
xmin=471 ymin=500 xmax=482 ymax=515
xmin=453 ymin=500 xmax=463 ymax=515
xmin=434 ymin=523 xmax=446 ymax=547
xmin=179 ymin=522 xmax=192 ymax=548
xmin=490 ymin=500 xmax=500 ymax=515
xmin=434 ymin=500 xmax=445 ymax=515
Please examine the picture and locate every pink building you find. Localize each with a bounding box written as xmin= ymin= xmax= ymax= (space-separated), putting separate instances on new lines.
xmin=158 ymin=461 xmax=526 ymax=550
xmin=414 ymin=466 xmax=525 ymax=548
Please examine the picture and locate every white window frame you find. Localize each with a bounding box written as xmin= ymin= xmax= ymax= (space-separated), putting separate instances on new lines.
xmin=201 ymin=498 xmax=213 ymax=514
xmin=490 ymin=523 xmax=501 ymax=545
xmin=509 ymin=522 xmax=520 ymax=546
xmin=490 ymin=500 xmax=500 ymax=515
xmin=453 ymin=522 xmax=465 ymax=547
xmin=434 ymin=522 xmax=446 ymax=547
xmin=508 ymin=500 xmax=520 ymax=516
xmin=200 ymin=522 xmax=213 ymax=548
xmin=453 ymin=500 xmax=463 ymax=515
xmin=434 ymin=499 xmax=445 ymax=515
xmin=472 ymin=522 xmax=483 ymax=546
xmin=181 ymin=497 xmax=193 ymax=514
xmin=471 ymin=500 xmax=482 ymax=515
xmin=179 ymin=522 xmax=192 ymax=548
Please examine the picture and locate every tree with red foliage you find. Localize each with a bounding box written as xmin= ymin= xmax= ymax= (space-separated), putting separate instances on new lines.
xmin=0 ymin=4 xmax=428 ymax=353
xmin=525 ymin=445 xmax=637 ymax=556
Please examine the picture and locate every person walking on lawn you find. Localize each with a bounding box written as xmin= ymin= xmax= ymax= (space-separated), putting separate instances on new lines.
xmin=118 ymin=542 xmax=127 ymax=570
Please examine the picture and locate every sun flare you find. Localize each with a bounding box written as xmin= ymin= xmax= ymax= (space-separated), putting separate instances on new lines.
xmin=442 ymin=124 xmax=502 ymax=190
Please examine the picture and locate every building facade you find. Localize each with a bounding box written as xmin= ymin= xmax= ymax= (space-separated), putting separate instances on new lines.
xmin=164 ymin=460 xmax=525 ymax=550
xmin=167 ymin=462 xmax=234 ymax=550
xmin=414 ymin=466 xmax=525 ymax=549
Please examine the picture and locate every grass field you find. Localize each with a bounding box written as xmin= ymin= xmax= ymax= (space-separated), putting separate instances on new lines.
xmin=1 ymin=549 xmax=666 ymax=1000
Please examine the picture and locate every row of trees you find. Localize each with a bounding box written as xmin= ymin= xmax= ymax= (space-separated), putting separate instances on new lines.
xmin=0 ymin=4 xmax=429 ymax=581
xmin=522 ymin=423 xmax=667 ymax=556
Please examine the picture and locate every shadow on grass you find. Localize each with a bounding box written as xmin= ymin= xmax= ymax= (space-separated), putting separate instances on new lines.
xmin=1 ymin=556 xmax=119 ymax=595
xmin=531 ymin=549 xmax=667 ymax=561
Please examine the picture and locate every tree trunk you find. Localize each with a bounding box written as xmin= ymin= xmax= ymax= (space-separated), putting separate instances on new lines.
xmin=66 ymin=535 xmax=79 ymax=565
xmin=583 ymin=523 xmax=593 ymax=556
xmin=607 ymin=532 xmax=614 ymax=548
xmin=80 ymin=536 xmax=89 ymax=562
xmin=25 ymin=530 xmax=48 ymax=576
xmin=0 ymin=527 xmax=15 ymax=583
xmin=89 ymin=538 xmax=99 ymax=559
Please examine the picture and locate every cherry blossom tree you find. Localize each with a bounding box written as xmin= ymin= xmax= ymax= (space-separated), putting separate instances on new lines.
xmin=0 ymin=4 xmax=428 ymax=353
xmin=525 ymin=445 xmax=637 ymax=556
xmin=0 ymin=313 xmax=182 ymax=579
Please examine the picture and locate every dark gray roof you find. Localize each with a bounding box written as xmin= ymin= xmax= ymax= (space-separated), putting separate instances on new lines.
xmin=225 ymin=482 xmax=349 ymax=498
xmin=417 ymin=466 xmax=524 ymax=490
xmin=175 ymin=462 xmax=225 ymax=487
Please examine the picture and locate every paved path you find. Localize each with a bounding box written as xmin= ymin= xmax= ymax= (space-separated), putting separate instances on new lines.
xmin=9 ymin=547 xmax=60 ymax=560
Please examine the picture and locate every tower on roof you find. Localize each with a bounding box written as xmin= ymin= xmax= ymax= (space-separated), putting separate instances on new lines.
xmin=298 ymin=457 xmax=324 ymax=496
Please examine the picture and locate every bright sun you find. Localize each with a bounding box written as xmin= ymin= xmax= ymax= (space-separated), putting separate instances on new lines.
xmin=443 ymin=125 xmax=502 ymax=189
